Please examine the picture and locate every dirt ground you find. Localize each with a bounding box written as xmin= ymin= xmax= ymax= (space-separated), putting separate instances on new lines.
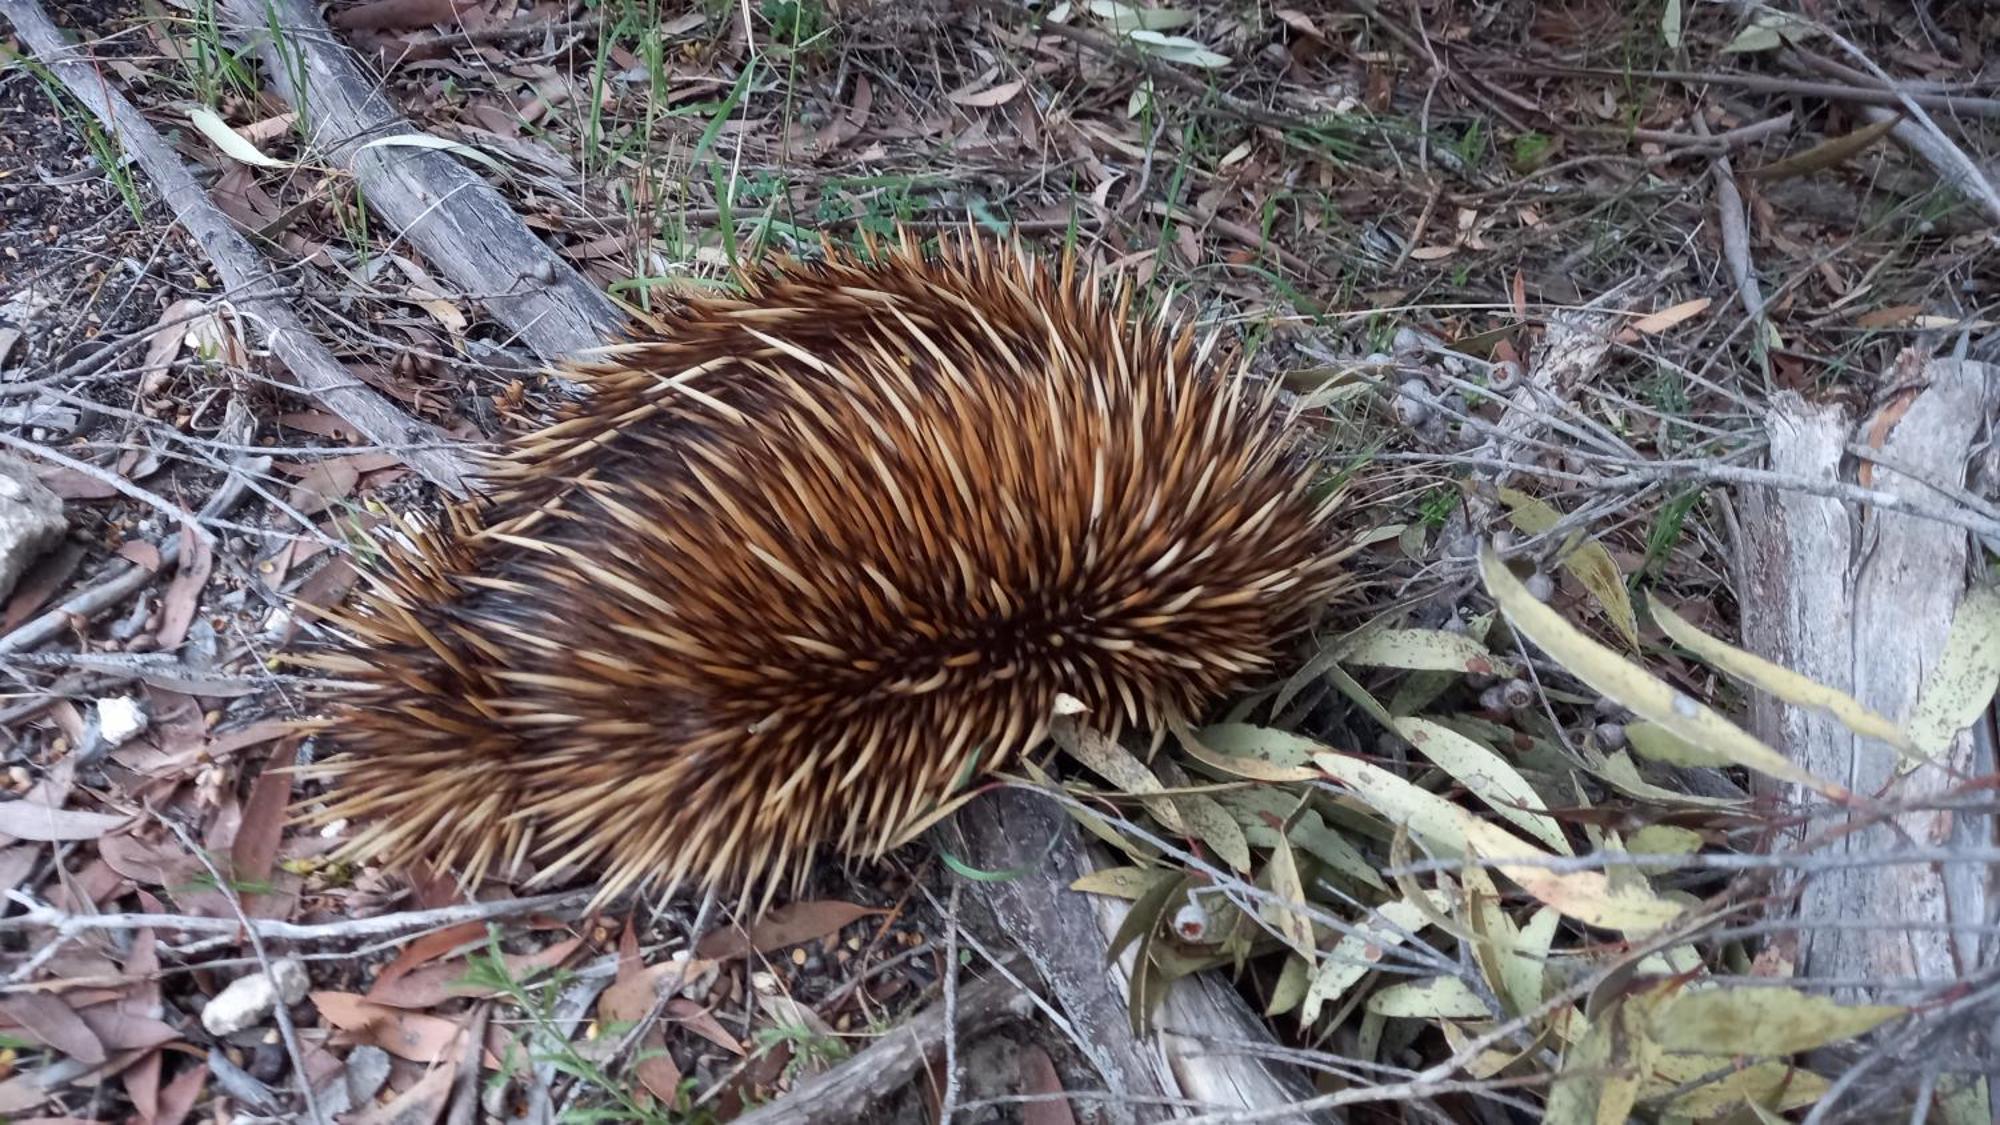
xmin=0 ymin=0 xmax=1997 ymax=1123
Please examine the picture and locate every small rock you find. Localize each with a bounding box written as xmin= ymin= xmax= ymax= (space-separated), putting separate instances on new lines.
xmin=201 ymin=960 xmax=310 ymax=1037
xmin=96 ymin=697 xmax=148 ymax=747
xmin=0 ymin=456 xmax=64 ymax=604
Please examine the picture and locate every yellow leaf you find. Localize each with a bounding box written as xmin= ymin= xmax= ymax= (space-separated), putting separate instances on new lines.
xmin=1625 ymin=722 xmax=1732 ymax=768
xmin=1301 ymin=896 xmax=1436 ymax=1023
xmin=1263 ymin=839 xmax=1316 ymax=960
xmin=1481 ymin=545 xmax=1846 ymax=800
xmin=1070 ymin=866 xmax=1160 ymax=899
xmin=1647 ymin=985 xmax=1905 ymax=1056
xmin=1650 ymin=597 xmax=1917 ymax=758
xmin=1050 ymin=713 xmax=1186 ymax=835
xmin=1176 ymin=793 xmax=1252 ymax=873
xmin=1395 ymin=717 xmax=1570 ymax=854
xmin=1179 ymin=721 xmax=1320 ymax=782
xmin=1495 ymin=490 xmax=1640 ymax=649
xmin=1907 ymin=584 xmax=2000 ymax=760
xmin=1315 ymin=750 xmax=1683 ymax=933
xmin=1366 ymin=976 xmax=1489 ymax=1019
xmin=1338 ymin=628 xmax=1513 ymax=676
xmin=1625 ymin=296 xmax=1712 ymax=336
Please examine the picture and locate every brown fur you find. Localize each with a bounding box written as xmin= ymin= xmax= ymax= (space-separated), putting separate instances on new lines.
xmin=293 ymin=229 xmax=1350 ymax=913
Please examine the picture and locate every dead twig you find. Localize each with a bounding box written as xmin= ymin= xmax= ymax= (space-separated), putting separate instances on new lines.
xmin=0 ymin=888 xmax=594 ymax=944
xmin=216 ymin=0 xmax=627 ymax=365
xmin=1695 ymin=114 xmax=1767 ymax=327
xmin=1485 ymin=64 xmax=2000 ymax=119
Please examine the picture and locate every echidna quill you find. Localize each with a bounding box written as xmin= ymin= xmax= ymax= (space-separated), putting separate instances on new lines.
xmin=294 ymin=229 xmax=1352 ymax=914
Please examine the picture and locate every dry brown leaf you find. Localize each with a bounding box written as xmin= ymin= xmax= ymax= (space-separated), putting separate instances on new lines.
xmin=98 ymin=832 xmax=207 ymax=887
xmin=0 ymin=995 xmax=106 ymax=1064
xmin=3 ymin=542 xmax=85 ymax=630
xmin=370 ymin=921 xmax=487 ymax=997
xmin=600 ymin=922 xmax=684 ymax=1104
xmin=312 ymin=992 xmax=493 ymax=1065
xmin=0 ymin=1074 xmax=54 ymax=1115
xmin=0 ymin=802 xmax=128 ymax=842
xmin=696 ymin=900 xmax=882 ymax=959
xmin=1618 ymin=297 xmax=1711 ymax=341
xmin=366 ymin=936 xmax=584 ymax=1009
xmin=34 ymin=468 xmax=119 ymax=501
xmin=152 ymin=1061 xmax=207 ymax=1125
xmin=949 ymin=78 xmax=1026 ymax=108
xmin=1275 ymin=9 xmax=1326 ymax=39
xmin=117 ymin=541 xmax=163 ymax=571
xmin=1854 ymin=304 xmax=1922 ymax=329
xmin=275 ymin=412 xmax=359 ymax=442
xmin=345 ymin=1059 xmax=457 ymax=1125
xmin=671 ymin=997 xmax=746 ymax=1056
xmin=122 ymin=1047 xmax=161 ymax=1125
xmin=155 ymin=525 xmax=212 ymax=651
xmin=75 ymin=998 xmax=179 ymax=1052
xmin=1018 ymin=1042 xmax=1076 ymax=1125
xmin=286 ymin=459 xmax=361 ymax=516
xmin=231 ymin=739 xmax=297 ymax=915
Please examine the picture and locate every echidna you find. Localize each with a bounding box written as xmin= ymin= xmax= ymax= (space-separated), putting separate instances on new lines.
xmin=297 ymin=229 xmax=1350 ymax=913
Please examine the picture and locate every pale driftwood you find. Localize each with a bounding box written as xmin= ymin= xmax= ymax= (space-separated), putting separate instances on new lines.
xmin=953 ymin=791 xmax=1183 ymax=1124
xmin=1084 ymin=895 xmax=1331 ymax=1125
xmin=1738 ymin=356 xmax=1996 ymax=996
xmin=0 ymin=0 xmax=474 ymax=498
xmin=217 ymin=0 xmax=626 ymax=366
xmin=953 ymin=790 xmax=1329 ymax=1123
xmin=729 ymin=956 xmax=1038 ymax=1125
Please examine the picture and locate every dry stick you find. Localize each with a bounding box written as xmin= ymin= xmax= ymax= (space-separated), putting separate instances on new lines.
xmin=216 ymin=0 xmax=626 ymax=365
xmin=1695 ymin=114 xmax=1766 ymax=326
xmin=1792 ymin=25 xmax=2000 ymax=227
xmin=1483 ymin=64 xmax=2000 ymax=119
xmin=727 ymin=957 xmax=1038 ymax=1125
xmin=0 ymin=887 xmax=592 ymax=942
xmin=0 ymin=0 xmax=475 ymax=498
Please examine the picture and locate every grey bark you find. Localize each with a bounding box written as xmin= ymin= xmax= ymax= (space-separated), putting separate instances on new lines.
xmin=217 ymin=0 xmax=627 ymax=366
xmin=1738 ymin=357 xmax=1997 ymax=993
xmin=1 ymin=0 xmax=474 ymax=496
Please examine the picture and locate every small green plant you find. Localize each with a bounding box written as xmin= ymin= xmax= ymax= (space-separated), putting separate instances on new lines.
xmin=1416 ymin=485 xmax=1459 ymax=529
xmin=750 ymin=1021 xmax=851 ymax=1084
xmin=1638 ymin=489 xmax=1701 ymax=585
xmin=457 ymin=930 xmax=694 ymax=1124
xmin=1510 ymin=131 xmax=1553 ymax=172
xmin=760 ymin=0 xmax=827 ymax=50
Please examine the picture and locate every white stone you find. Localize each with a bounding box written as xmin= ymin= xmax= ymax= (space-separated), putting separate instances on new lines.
xmin=200 ymin=959 xmax=310 ymax=1037
xmin=0 ymin=456 xmax=64 ymax=605
xmin=96 ymin=697 xmax=148 ymax=746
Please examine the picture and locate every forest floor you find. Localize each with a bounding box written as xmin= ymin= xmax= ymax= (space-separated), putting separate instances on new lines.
xmin=0 ymin=1 xmax=1996 ymax=1123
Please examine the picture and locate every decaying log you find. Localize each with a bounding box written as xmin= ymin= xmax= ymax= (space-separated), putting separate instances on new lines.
xmin=953 ymin=789 xmax=1330 ymax=1123
xmin=1737 ymin=356 xmax=1996 ymax=993
xmin=728 ymin=956 xmax=1038 ymax=1125
xmin=0 ymin=0 xmax=475 ymax=497
xmin=217 ymin=0 xmax=626 ymax=366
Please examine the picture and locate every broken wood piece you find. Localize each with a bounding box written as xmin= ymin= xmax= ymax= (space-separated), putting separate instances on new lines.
xmin=953 ymin=788 xmax=1329 ymax=1123
xmin=728 ymin=955 xmax=1037 ymax=1125
xmin=217 ymin=0 xmax=627 ymax=367
xmin=1738 ymin=356 xmax=1995 ymax=997
xmin=0 ymin=0 xmax=475 ymax=498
